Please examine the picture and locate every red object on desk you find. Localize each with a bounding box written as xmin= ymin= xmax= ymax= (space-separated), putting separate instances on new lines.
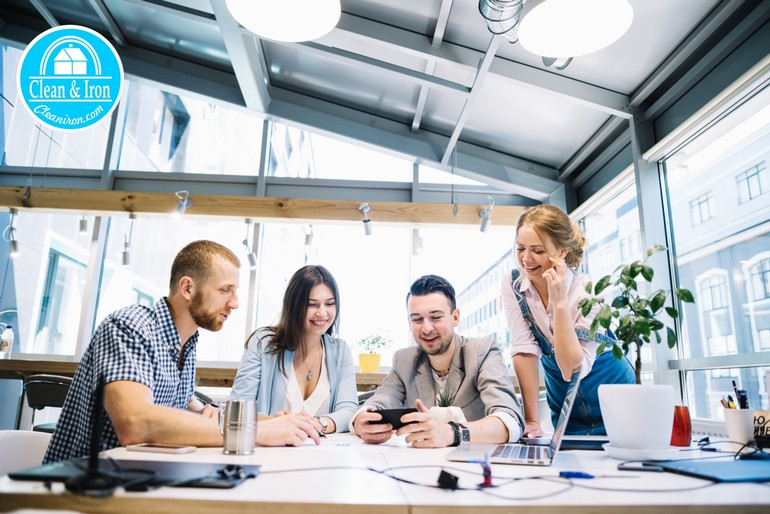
xmin=671 ymin=405 xmax=692 ymax=447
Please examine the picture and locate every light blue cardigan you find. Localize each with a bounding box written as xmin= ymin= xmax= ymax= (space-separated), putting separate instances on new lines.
xmin=229 ymin=330 xmax=358 ymax=432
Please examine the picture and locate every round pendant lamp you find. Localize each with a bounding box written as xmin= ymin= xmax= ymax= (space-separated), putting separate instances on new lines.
xmin=519 ymin=0 xmax=633 ymax=58
xmin=225 ymin=0 xmax=341 ymax=43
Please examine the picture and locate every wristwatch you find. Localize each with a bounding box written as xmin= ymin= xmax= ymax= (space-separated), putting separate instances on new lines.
xmin=449 ymin=421 xmax=470 ymax=446
xmin=317 ymin=416 xmax=330 ymax=434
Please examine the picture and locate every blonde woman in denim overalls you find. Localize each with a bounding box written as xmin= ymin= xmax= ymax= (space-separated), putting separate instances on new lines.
xmin=502 ymin=205 xmax=634 ymax=436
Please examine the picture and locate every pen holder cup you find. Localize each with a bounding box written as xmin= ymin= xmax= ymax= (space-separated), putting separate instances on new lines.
xmin=218 ymin=400 xmax=257 ymax=455
xmin=724 ymin=409 xmax=770 ymax=450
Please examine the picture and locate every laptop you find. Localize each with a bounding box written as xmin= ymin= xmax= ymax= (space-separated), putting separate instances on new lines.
xmin=446 ymin=367 xmax=582 ymax=466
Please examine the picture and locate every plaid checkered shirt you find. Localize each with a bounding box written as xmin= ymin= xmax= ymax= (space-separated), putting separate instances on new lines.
xmin=44 ymin=298 xmax=198 ymax=463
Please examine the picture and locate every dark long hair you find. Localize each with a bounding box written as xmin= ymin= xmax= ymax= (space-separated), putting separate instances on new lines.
xmin=251 ymin=265 xmax=340 ymax=376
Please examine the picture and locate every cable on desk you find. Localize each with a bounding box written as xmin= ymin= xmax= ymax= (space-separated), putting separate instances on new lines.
xmin=565 ymin=480 xmax=717 ymax=494
xmin=478 ymin=476 xmax=574 ymax=501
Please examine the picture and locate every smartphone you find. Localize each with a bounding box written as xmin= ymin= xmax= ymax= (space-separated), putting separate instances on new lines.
xmin=126 ymin=443 xmax=197 ymax=454
xmin=370 ymin=408 xmax=418 ymax=429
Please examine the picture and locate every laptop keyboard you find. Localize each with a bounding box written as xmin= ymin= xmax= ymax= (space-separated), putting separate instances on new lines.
xmin=491 ymin=444 xmax=543 ymax=461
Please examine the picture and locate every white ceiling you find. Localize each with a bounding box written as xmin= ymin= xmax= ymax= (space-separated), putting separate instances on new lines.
xmin=0 ymin=0 xmax=753 ymax=205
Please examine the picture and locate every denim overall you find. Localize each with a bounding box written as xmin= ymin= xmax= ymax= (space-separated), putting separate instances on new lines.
xmin=511 ymin=270 xmax=634 ymax=435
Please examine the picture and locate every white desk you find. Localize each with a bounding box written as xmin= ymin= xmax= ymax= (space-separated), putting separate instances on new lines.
xmin=1 ymin=435 xmax=769 ymax=514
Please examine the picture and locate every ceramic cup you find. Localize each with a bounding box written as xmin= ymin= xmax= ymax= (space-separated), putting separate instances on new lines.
xmin=598 ymin=384 xmax=675 ymax=450
xmin=724 ymin=408 xmax=755 ymax=448
xmin=218 ymin=399 xmax=257 ymax=455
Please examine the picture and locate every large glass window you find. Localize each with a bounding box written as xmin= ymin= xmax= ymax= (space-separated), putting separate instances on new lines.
xmin=665 ymin=89 xmax=770 ymax=419
xmin=116 ymin=81 xmax=263 ymax=175
xmin=0 ymin=211 xmax=93 ymax=356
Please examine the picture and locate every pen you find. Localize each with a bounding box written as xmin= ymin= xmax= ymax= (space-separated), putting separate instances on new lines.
xmin=732 ymin=380 xmax=740 ymax=407
xmin=727 ymin=395 xmax=736 ymax=409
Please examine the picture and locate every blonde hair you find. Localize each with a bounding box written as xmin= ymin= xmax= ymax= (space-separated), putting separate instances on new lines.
xmin=515 ymin=205 xmax=587 ymax=268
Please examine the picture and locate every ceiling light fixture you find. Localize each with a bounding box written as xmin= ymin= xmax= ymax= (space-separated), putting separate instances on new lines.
xmin=79 ymin=216 xmax=88 ymax=235
xmin=243 ymin=220 xmax=258 ymax=270
xmin=478 ymin=0 xmax=525 ymax=44
xmin=518 ymin=0 xmax=633 ymax=58
xmin=412 ymin=228 xmax=424 ymax=256
xmin=173 ymin=191 xmax=191 ymax=219
xmin=3 ymin=208 xmax=19 ymax=258
xmin=479 ymin=196 xmax=495 ymax=233
xmin=225 ymin=0 xmax=341 ymax=43
xmin=305 ymin=225 xmax=314 ymax=247
xmin=358 ymin=202 xmax=373 ymax=236
xmin=122 ymin=213 xmax=135 ymax=267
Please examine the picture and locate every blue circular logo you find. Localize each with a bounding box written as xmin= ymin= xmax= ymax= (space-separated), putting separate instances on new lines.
xmin=16 ymin=25 xmax=124 ymax=132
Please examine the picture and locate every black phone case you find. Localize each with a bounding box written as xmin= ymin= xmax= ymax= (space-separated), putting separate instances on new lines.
xmin=371 ymin=408 xmax=417 ymax=429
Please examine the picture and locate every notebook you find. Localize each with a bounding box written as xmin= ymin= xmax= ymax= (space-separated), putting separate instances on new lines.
xmin=446 ymin=367 xmax=582 ymax=466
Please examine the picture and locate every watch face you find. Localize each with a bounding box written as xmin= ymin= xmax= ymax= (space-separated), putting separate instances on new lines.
xmin=460 ymin=425 xmax=470 ymax=443
xmin=318 ymin=417 xmax=329 ymax=432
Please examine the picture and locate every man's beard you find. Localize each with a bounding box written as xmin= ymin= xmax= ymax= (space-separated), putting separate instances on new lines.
xmin=189 ymin=290 xmax=224 ymax=331
xmin=419 ymin=334 xmax=453 ymax=356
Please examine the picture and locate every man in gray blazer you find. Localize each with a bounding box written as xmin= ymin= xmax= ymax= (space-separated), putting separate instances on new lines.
xmin=352 ymin=275 xmax=524 ymax=447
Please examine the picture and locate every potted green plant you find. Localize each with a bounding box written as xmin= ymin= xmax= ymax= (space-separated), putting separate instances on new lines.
xmin=356 ymin=333 xmax=392 ymax=373
xmin=578 ymin=244 xmax=695 ymax=384
xmin=578 ymin=245 xmax=695 ymax=451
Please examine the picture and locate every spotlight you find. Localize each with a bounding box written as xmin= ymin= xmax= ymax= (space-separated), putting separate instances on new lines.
xmin=243 ymin=220 xmax=258 ymax=270
xmin=79 ymin=216 xmax=88 ymax=235
xmin=412 ymin=228 xmax=424 ymax=256
xmin=479 ymin=196 xmax=495 ymax=233
xmin=4 ymin=208 xmax=19 ymax=258
xmin=359 ymin=202 xmax=372 ymax=236
xmin=305 ymin=226 xmax=314 ymax=247
xmin=173 ymin=191 xmax=191 ymax=219
xmin=122 ymin=213 xmax=135 ymax=267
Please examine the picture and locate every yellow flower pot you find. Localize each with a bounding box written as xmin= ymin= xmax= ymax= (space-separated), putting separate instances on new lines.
xmin=358 ymin=353 xmax=381 ymax=373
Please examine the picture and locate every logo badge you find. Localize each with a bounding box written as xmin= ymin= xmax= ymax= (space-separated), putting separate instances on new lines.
xmin=16 ymin=25 xmax=124 ymax=132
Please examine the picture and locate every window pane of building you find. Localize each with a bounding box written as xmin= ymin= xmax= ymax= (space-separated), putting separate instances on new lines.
xmin=1 ymin=45 xmax=109 ymax=169
xmin=116 ymin=81 xmax=262 ymax=175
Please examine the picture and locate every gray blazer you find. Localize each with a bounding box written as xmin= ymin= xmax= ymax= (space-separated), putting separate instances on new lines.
xmin=365 ymin=336 xmax=524 ymax=427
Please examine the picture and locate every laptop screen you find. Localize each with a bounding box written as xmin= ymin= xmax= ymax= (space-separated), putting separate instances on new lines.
xmin=548 ymin=367 xmax=582 ymax=454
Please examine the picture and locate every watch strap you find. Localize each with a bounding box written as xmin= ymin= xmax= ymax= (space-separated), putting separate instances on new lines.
xmin=448 ymin=421 xmax=461 ymax=446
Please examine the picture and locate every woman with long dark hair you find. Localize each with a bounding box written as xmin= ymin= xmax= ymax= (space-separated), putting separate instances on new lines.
xmin=230 ymin=265 xmax=357 ymax=434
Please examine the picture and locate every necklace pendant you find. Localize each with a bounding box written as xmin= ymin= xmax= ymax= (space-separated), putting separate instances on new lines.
xmin=307 ymin=371 xmax=313 ymax=380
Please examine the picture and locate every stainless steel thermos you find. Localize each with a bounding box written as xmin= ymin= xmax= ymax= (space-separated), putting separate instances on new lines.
xmin=218 ymin=399 xmax=257 ymax=455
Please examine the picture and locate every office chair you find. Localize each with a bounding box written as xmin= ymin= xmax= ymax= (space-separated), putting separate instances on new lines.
xmin=23 ymin=374 xmax=73 ymax=433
